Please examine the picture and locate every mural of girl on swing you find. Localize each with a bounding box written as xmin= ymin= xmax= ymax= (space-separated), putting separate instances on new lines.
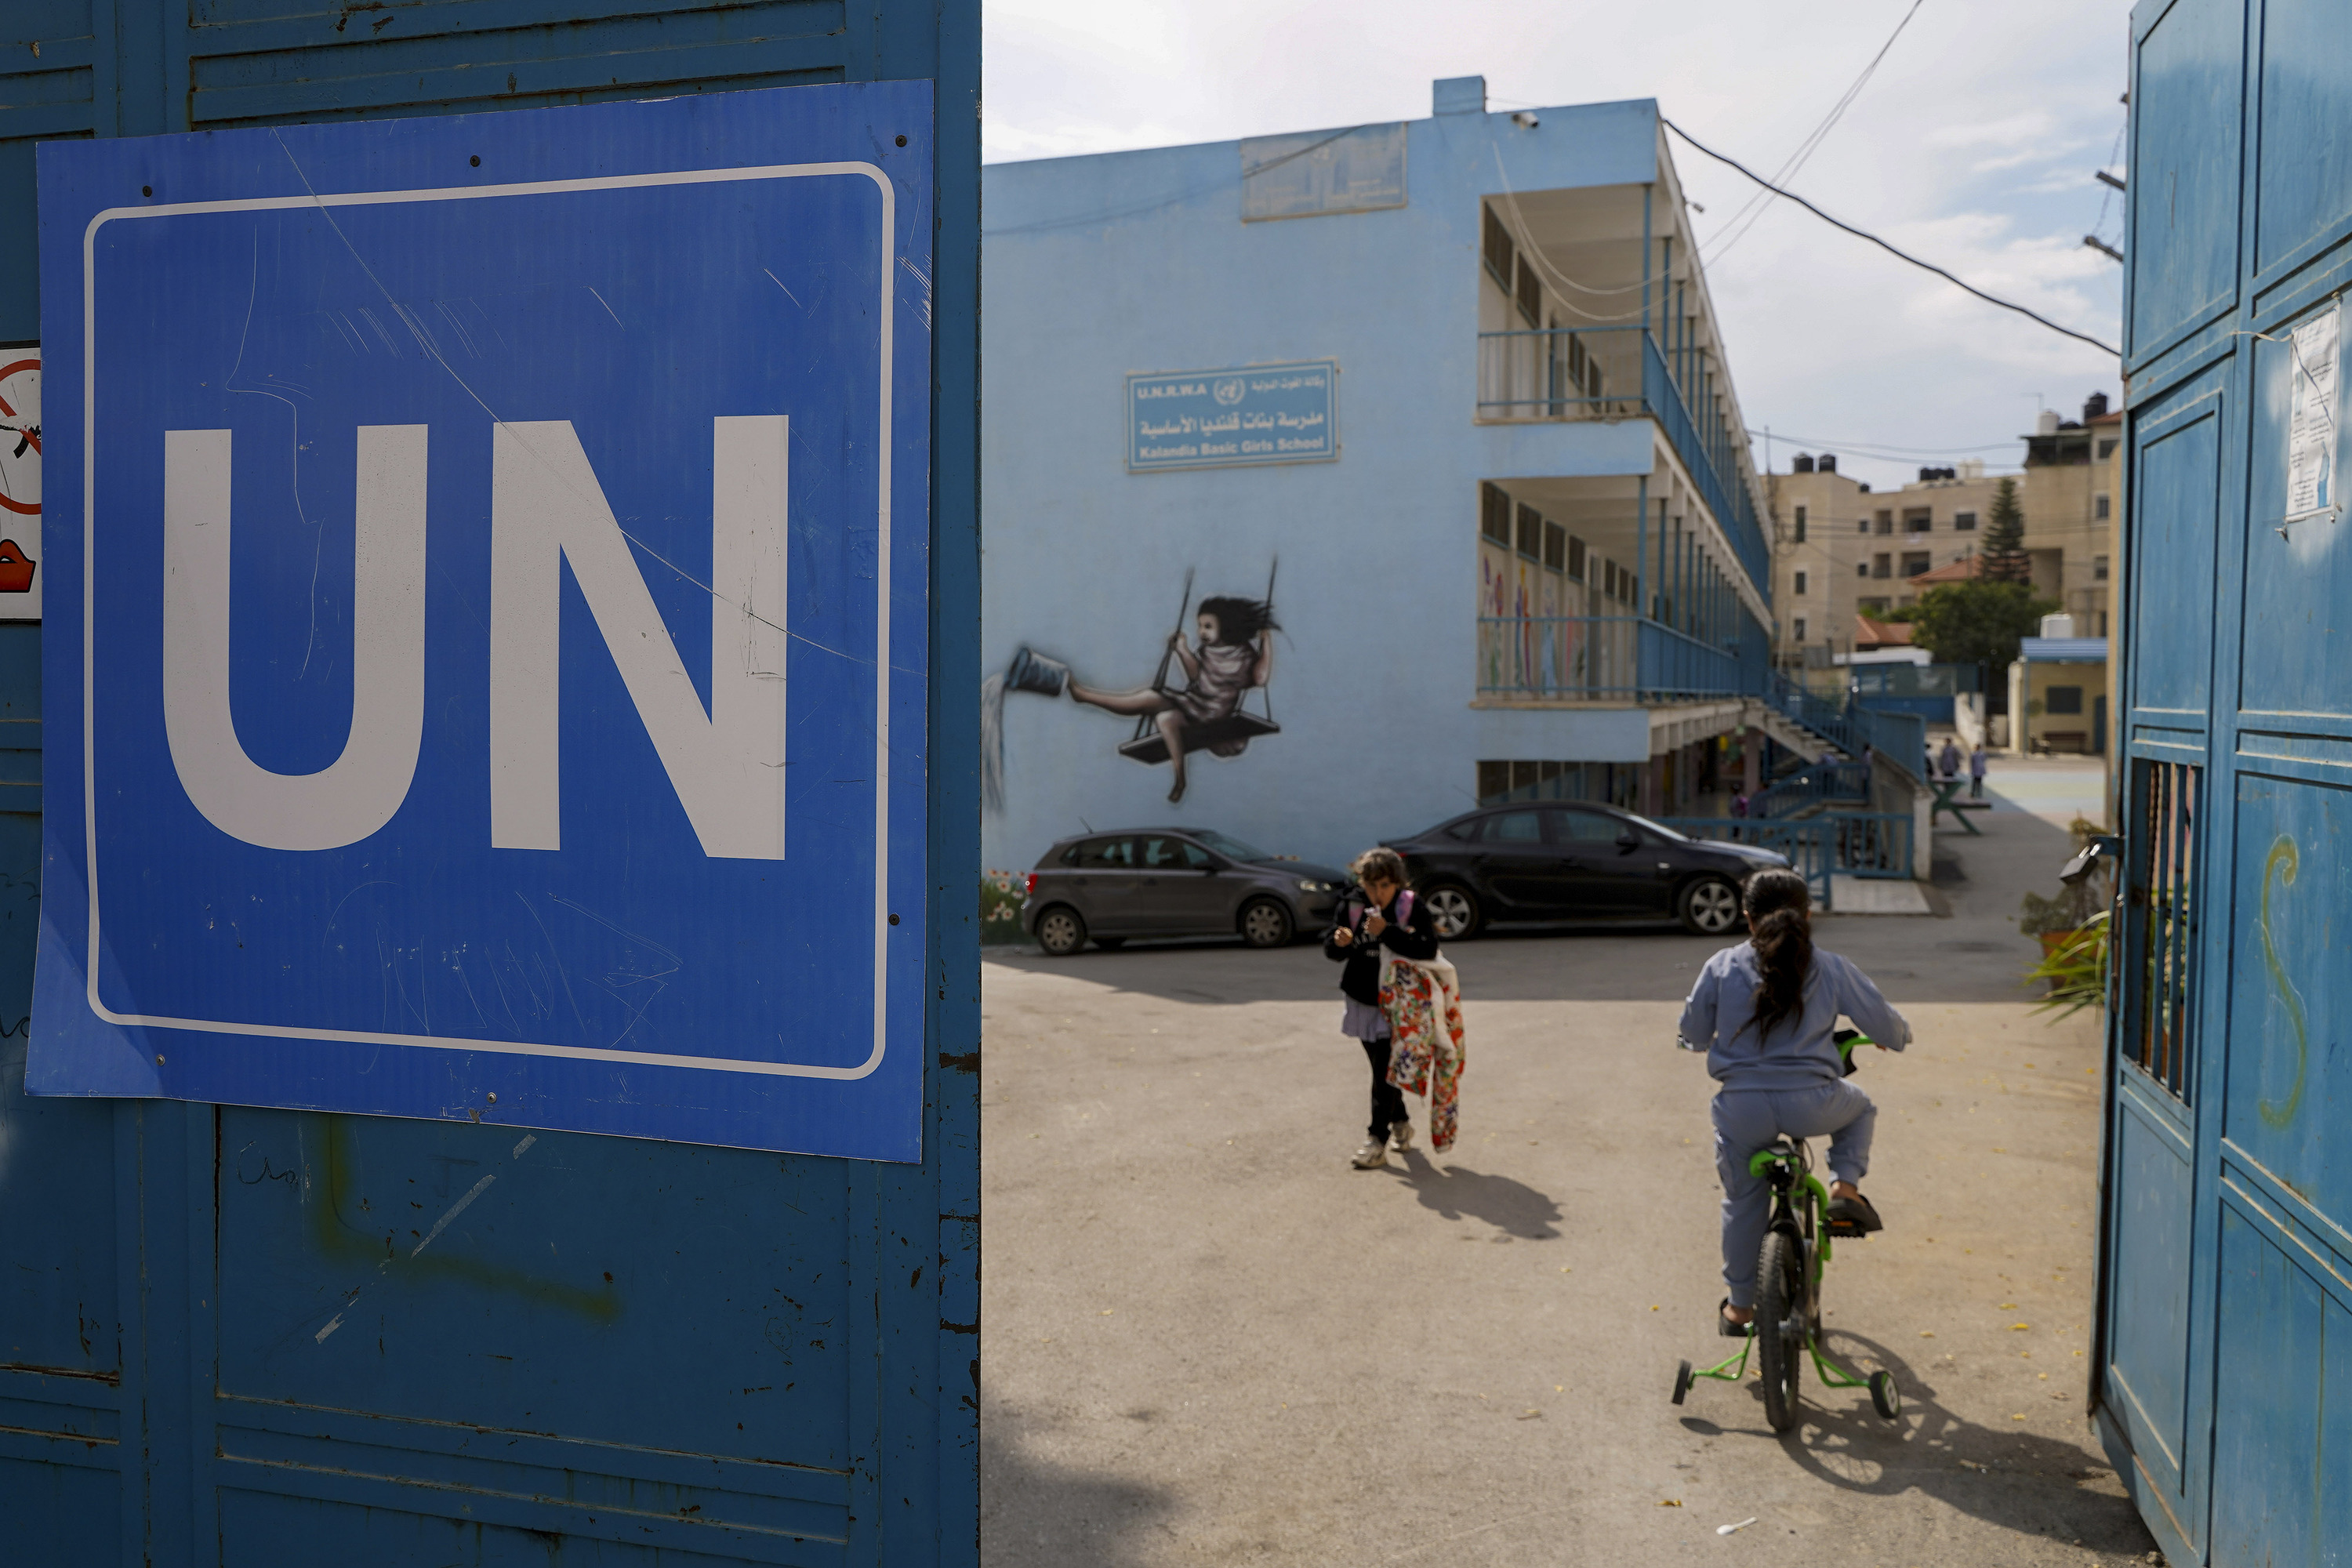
xmin=992 ymin=567 xmax=1281 ymax=806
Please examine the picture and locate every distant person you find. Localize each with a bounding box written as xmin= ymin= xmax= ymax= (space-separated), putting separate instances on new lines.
xmin=1969 ymin=742 xmax=1988 ymax=799
xmin=1939 ymin=738 xmax=1962 ymax=779
xmin=1676 ymin=869 xmax=1911 ymax=1335
xmin=1731 ymin=789 xmax=1751 ymax=819
xmin=1325 ymin=848 xmax=1441 ymax=1170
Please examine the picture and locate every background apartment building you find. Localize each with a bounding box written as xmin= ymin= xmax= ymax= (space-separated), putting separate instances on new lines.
xmin=1766 ymin=456 xmax=1994 ymax=664
xmin=2019 ymin=393 xmax=2124 ymax=636
xmin=1766 ymin=390 xmax=2121 ymax=659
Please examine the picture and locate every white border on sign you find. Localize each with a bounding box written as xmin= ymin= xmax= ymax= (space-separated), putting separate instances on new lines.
xmin=82 ymin=162 xmax=896 ymax=1080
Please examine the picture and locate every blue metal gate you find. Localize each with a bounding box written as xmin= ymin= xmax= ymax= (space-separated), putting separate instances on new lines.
xmin=0 ymin=6 xmax=979 ymax=1564
xmin=2100 ymin=4 xmax=2352 ymax=1563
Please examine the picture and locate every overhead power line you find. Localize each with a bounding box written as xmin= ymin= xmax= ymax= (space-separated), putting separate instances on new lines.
xmin=1744 ymin=427 xmax=2024 ymax=459
xmin=1701 ymin=0 xmax=1927 ymax=263
xmin=1662 ymin=118 xmax=2122 ymax=358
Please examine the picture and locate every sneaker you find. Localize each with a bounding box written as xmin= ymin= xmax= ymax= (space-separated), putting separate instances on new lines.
xmin=1350 ymin=1138 xmax=1390 ymax=1169
xmin=1388 ymin=1120 xmax=1415 ymax=1152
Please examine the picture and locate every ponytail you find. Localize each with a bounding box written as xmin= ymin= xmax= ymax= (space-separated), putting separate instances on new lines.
xmin=1740 ymin=869 xmax=1814 ymax=1041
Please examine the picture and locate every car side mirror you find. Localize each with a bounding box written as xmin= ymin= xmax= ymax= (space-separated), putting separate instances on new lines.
xmin=1200 ymin=861 xmax=1225 ymax=873
xmin=1617 ymin=831 xmax=1641 ymax=851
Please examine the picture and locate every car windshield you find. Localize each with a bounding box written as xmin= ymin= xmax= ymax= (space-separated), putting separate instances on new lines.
xmin=1613 ymin=811 xmax=1689 ymax=844
xmin=1185 ymin=828 xmax=1273 ymax=862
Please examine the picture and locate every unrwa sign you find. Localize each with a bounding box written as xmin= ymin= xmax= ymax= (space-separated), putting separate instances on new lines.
xmin=1125 ymin=359 xmax=1338 ymax=471
xmin=28 ymin=85 xmax=933 ymax=1160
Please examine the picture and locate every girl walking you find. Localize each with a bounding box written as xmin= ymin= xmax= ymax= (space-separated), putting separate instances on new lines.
xmin=1325 ymin=848 xmax=1442 ymax=1170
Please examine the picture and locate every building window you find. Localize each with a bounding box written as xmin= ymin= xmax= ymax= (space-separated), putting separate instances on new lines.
xmin=1858 ymin=596 xmax=1889 ymax=614
xmin=1568 ymin=535 xmax=1587 ymax=580
xmin=1792 ymin=504 xmax=1808 ymax=543
xmin=1901 ymin=551 xmax=1932 ymax=578
xmin=2097 ymin=438 xmax=2118 ymax=461
xmin=1792 ymin=617 xmax=1807 ymax=641
xmin=1516 ymin=503 xmax=1542 ymax=561
xmin=1856 ymin=518 xmax=1869 ymax=534
xmin=1543 ymin=519 xmax=1566 ymax=572
xmin=1515 ymin=256 xmax=1542 ymax=326
xmin=2094 ymin=554 xmax=2110 ymax=581
xmin=1480 ymin=481 xmax=1511 ymax=543
xmin=1482 ymin=205 xmax=1515 ymax=291
xmin=2100 ymin=611 xmax=2110 ymax=635
xmin=1955 ymin=510 xmax=1977 ymax=531
xmin=1872 ymin=553 xmax=1892 ymax=579
xmin=2045 ymin=684 xmax=2085 ymax=715
xmin=1875 ymin=510 xmax=1893 ymax=535
xmin=2095 ymin=492 xmax=2111 ymax=521
xmin=1856 ymin=562 xmax=1869 ymax=578
xmin=1904 ymin=508 xmax=1933 ymax=532
xmin=1792 ymin=569 xmax=1809 ymax=596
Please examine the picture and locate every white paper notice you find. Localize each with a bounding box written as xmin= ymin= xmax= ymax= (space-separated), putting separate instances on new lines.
xmin=2286 ymin=304 xmax=2339 ymax=521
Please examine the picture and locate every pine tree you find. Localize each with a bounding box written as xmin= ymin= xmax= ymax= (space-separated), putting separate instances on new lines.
xmin=1980 ymin=477 xmax=2031 ymax=583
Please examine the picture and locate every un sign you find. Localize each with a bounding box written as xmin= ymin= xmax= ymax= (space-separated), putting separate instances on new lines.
xmin=28 ymin=85 xmax=932 ymax=1160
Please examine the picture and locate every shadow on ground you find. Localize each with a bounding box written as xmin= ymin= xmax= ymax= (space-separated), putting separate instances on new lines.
xmin=982 ymin=1405 xmax=1178 ymax=1567
xmin=1385 ymin=1151 xmax=1564 ymax=1238
xmin=1675 ymin=1330 xmax=2152 ymax=1556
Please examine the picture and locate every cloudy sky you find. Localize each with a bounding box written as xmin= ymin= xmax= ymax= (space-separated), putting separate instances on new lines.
xmin=982 ymin=0 xmax=2132 ymax=494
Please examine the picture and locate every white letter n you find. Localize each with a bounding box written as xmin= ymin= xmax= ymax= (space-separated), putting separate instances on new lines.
xmin=489 ymin=419 xmax=787 ymax=859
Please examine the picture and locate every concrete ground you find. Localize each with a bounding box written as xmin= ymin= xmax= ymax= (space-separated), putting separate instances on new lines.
xmin=979 ymin=758 xmax=2156 ymax=1567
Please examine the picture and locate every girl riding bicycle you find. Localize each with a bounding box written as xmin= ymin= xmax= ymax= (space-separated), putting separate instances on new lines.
xmin=1677 ymin=869 xmax=1911 ymax=1334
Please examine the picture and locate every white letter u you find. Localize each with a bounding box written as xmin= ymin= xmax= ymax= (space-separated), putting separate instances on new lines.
xmin=162 ymin=426 xmax=427 ymax=851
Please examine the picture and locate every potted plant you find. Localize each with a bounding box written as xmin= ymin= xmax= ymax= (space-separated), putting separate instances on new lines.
xmin=2017 ymin=815 xmax=2114 ymax=969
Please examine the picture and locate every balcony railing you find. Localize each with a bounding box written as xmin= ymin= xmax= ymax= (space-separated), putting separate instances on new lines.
xmin=1477 ymin=615 xmax=1743 ymax=701
xmin=1475 ymin=325 xmax=1771 ymax=591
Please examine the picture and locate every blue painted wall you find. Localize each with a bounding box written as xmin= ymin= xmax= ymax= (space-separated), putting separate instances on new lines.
xmin=982 ymin=93 xmax=1762 ymax=875
xmin=0 ymin=5 xmax=980 ymax=1563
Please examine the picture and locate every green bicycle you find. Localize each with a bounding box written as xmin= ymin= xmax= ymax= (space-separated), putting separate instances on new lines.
xmin=1671 ymin=1033 xmax=1901 ymax=1432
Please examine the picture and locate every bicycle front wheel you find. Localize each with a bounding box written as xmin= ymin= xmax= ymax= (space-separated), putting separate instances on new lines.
xmin=1755 ymin=1228 xmax=1804 ymax=1432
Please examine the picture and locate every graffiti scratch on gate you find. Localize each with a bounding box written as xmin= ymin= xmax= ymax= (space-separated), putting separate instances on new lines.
xmin=2256 ymin=835 xmax=2308 ymax=1128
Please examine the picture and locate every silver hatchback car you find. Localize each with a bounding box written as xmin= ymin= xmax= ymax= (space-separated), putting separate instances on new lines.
xmin=1021 ymin=827 xmax=1349 ymax=955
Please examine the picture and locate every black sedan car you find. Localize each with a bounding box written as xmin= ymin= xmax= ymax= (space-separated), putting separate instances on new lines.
xmin=1386 ymin=802 xmax=1789 ymax=938
xmin=1021 ymin=827 xmax=1350 ymax=955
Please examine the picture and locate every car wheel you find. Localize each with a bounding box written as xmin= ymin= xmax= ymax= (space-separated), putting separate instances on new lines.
xmin=1093 ymin=936 xmax=1126 ymax=951
xmin=1679 ymin=876 xmax=1742 ymax=936
xmin=1425 ymin=882 xmax=1482 ymax=941
xmin=1034 ymin=905 xmax=1087 ymax=956
xmin=1238 ymin=897 xmax=1294 ymax=949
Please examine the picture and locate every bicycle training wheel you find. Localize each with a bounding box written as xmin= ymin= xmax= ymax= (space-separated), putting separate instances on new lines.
xmin=1755 ymin=1229 xmax=1804 ymax=1432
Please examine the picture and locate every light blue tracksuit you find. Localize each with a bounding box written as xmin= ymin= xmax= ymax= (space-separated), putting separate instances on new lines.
xmin=1678 ymin=942 xmax=1911 ymax=1308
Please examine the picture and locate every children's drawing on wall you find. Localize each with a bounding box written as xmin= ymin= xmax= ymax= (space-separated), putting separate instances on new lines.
xmin=982 ymin=565 xmax=1282 ymax=810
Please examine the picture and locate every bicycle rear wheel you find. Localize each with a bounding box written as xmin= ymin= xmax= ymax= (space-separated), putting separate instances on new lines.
xmin=1755 ymin=1229 xmax=1804 ymax=1432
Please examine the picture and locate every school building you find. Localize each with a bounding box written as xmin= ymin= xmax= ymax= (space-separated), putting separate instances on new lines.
xmin=980 ymin=78 xmax=1868 ymax=873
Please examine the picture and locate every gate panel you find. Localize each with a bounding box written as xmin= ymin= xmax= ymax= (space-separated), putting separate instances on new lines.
xmin=2207 ymin=1199 xmax=2352 ymax=1568
xmin=2107 ymin=1090 xmax=2196 ymax=1479
xmin=2128 ymin=0 xmax=2245 ymax=358
xmin=2222 ymin=774 xmax=2352 ymax=1215
xmin=2130 ymin=394 xmax=2223 ymax=717
xmin=2239 ymin=315 xmax=2352 ymax=714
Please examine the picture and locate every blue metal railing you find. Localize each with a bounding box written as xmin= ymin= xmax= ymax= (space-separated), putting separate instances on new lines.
xmin=1474 ymin=325 xmax=1773 ymax=593
xmin=1476 ymin=626 xmax=1933 ymax=781
xmin=1656 ymin=817 xmax=1831 ymax=907
xmin=1751 ymin=762 xmax=1871 ymax=818
xmin=1657 ymin=811 xmax=1916 ymax=911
